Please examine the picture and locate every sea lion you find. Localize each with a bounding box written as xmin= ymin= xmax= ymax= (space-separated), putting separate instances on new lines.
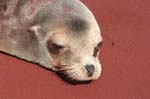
xmin=0 ymin=0 xmax=102 ymax=84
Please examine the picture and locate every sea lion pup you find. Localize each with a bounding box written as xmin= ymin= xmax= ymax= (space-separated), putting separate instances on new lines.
xmin=0 ymin=0 xmax=102 ymax=84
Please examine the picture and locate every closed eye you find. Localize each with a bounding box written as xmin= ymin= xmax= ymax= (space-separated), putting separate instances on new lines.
xmin=93 ymin=42 xmax=102 ymax=57
xmin=51 ymin=43 xmax=65 ymax=49
xmin=47 ymin=41 xmax=65 ymax=54
xmin=97 ymin=42 xmax=102 ymax=49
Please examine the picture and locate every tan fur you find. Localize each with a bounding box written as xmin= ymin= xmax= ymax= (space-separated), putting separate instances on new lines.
xmin=0 ymin=0 xmax=102 ymax=82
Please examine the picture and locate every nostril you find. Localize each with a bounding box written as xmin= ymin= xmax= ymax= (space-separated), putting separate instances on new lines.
xmin=85 ymin=64 xmax=95 ymax=77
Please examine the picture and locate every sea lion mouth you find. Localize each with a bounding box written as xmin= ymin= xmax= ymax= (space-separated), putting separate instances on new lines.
xmin=55 ymin=66 xmax=92 ymax=85
xmin=56 ymin=71 xmax=92 ymax=85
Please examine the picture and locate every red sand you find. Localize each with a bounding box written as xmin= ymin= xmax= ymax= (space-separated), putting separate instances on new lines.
xmin=0 ymin=0 xmax=150 ymax=99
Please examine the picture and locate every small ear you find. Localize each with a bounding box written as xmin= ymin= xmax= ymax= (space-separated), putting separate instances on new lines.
xmin=27 ymin=25 xmax=41 ymax=36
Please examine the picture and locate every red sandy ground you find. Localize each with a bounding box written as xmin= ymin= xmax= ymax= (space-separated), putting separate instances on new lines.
xmin=0 ymin=0 xmax=150 ymax=99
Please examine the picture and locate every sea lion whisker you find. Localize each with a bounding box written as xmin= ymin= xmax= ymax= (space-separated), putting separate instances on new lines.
xmin=58 ymin=68 xmax=73 ymax=72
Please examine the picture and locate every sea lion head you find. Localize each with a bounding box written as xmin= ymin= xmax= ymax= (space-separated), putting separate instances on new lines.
xmin=30 ymin=0 xmax=102 ymax=83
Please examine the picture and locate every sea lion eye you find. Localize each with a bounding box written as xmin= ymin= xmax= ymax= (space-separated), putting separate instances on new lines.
xmin=51 ymin=43 xmax=65 ymax=50
xmin=93 ymin=42 xmax=102 ymax=57
xmin=47 ymin=41 xmax=65 ymax=54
